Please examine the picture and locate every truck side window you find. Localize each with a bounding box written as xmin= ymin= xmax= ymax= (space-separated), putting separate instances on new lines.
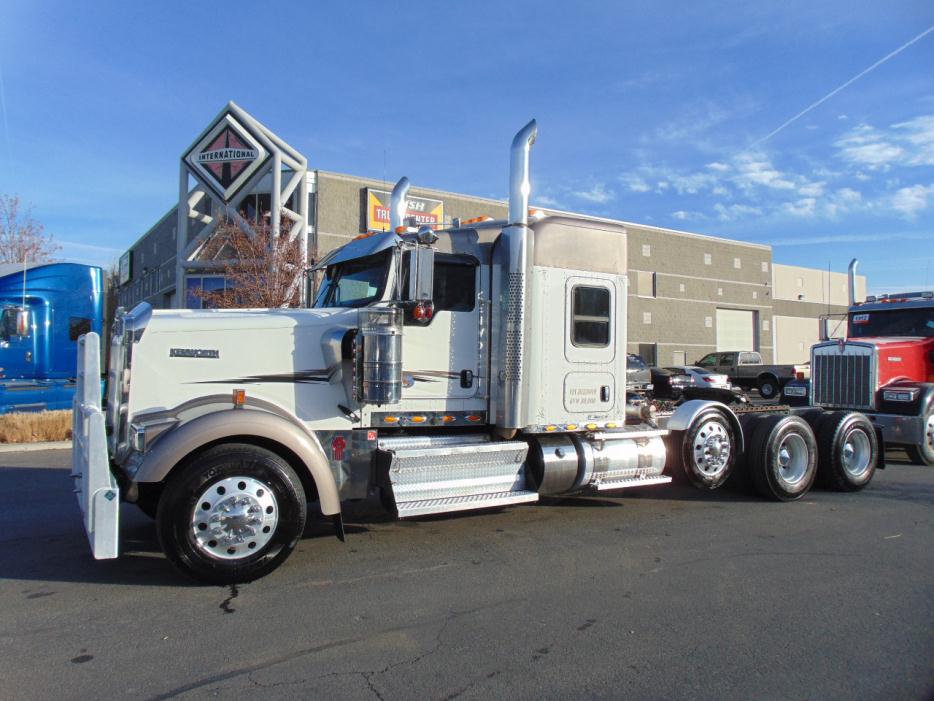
xmin=571 ymin=285 xmax=611 ymax=347
xmin=70 ymin=317 xmax=92 ymax=341
xmin=697 ymin=353 xmax=717 ymax=367
xmin=433 ymin=255 xmax=477 ymax=312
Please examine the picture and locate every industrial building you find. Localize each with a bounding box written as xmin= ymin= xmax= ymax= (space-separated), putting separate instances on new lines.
xmin=115 ymin=103 xmax=864 ymax=366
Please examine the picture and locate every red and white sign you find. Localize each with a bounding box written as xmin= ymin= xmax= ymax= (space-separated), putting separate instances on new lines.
xmin=184 ymin=113 xmax=269 ymax=202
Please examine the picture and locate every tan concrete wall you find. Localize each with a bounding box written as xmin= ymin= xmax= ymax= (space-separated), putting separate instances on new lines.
xmin=773 ymin=263 xmax=866 ymax=306
xmin=773 ymin=314 xmax=821 ymax=364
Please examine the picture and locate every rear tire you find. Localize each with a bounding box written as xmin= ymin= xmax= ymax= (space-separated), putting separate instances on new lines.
xmin=905 ymin=406 xmax=934 ymax=466
xmin=157 ymin=443 xmax=306 ymax=584
xmin=758 ymin=375 xmax=779 ymax=400
xmin=817 ymin=411 xmax=877 ymax=491
xmin=748 ymin=414 xmax=817 ymax=501
xmin=678 ymin=409 xmax=736 ymax=490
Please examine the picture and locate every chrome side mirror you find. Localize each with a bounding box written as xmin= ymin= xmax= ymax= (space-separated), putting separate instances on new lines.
xmin=15 ymin=309 xmax=30 ymax=337
xmin=407 ymin=245 xmax=434 ymax=303
xmin=819 ymin=317 xmax=830 ymax=341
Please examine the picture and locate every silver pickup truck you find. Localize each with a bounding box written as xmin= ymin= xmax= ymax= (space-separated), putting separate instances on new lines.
xmin=695 ymin=351 xmax=808 ymax=399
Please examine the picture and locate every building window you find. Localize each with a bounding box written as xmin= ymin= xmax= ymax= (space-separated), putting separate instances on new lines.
xmin=752 ymin=290 xmax=758 ymax=299
xmin=717 ymin=287 xmax=723 ymax=296
xmin=642 ymin=244 xmax=651 ymax=257
xmin=761 ymin=261 xmax=769 ymax=273
xmin=763 ymin=319 xmax=770 ymax=332
xmin=734 ymin=257 xmax=742 ymax=269
xmin=704 ymin=253 xmax=712 ymax=265
xmin=571 ymin=285 xmax=611 ymax=347
xmin=796 ymin=277 xmax=804 ymax=288
xmin=643 ymin=312 xmax=652 ymax=325
xmin=186 ymin=275 xmax=231 ymax=309
xmin=679 ymin=283 xmax=685 ymax=293
xmin=705 ymin=316 xmax=712 ymax=328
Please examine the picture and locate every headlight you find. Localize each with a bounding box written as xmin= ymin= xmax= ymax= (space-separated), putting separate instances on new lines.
xmin=882 ymin=389 xmax=916 ymax=402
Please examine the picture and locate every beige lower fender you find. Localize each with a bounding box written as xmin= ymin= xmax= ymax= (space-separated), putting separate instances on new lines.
xmin=134 ymin=409 xmax=341 ymax=516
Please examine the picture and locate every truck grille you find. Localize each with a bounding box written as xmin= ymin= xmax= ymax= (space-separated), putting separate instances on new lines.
xmin=811 ymin=342 xmax=875 ymax=410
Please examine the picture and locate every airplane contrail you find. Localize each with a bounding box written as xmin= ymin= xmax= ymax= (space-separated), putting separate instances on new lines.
xmin=751 ymin=24 xmax=934 ymax=147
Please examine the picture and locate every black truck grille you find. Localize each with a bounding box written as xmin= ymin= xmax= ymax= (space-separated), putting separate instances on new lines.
xmin=811 ymin=344 xmax=875 ymax=410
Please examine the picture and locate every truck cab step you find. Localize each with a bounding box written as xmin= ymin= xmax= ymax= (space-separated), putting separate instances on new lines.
xmin=395 ymin=490 xmax=539 ymax=519
xmin=591 ymin=475 xmax=672 ymax=491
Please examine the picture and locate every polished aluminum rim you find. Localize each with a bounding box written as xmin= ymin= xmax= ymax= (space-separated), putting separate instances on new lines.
xmin=841 ymin=428 xmax=872 ymax=479
xmin=776 ymin=433 xmax=808 ymax=486
xmin=191 ymin=476 xmax=278 ymax=560
xmin=925 ymin=414 xmax=934 ymax=452
xmin=692 ymin=419 xmax=732 ymax=477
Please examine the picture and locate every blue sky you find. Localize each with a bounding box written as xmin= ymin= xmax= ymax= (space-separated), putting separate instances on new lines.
xmin=0 ymin=1 xmax=932 ymax=294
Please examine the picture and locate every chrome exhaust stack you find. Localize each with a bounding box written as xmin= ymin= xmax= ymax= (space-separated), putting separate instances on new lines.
xmin=492 ymin=119 xmax=538 ymax=431
xmin=848 ymin=258 xmax=859 ymax=306
xmin=389 ymin=176 xmax=410 ymax=233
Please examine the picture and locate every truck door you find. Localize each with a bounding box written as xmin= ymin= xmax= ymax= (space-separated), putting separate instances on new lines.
xmin=400 ymin=253 xmax=483 ymax=403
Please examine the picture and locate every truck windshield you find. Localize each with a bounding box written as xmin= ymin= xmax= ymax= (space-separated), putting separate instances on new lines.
xmin=848 ymin=308 xmax=934 ymax=338
xmin=314 ymin=251 xmax=391 ymax=308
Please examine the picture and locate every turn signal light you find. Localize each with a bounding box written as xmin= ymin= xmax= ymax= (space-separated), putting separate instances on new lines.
xmin=232 ymin=389 xmax=246 ymax=407
xmin=413 ymin=302 xmax=434 ymax=322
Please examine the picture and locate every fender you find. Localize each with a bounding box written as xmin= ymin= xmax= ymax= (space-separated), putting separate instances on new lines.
xmin=133 ymin=408 xmax=341 ymax=516
xmin=664 ymin=399 xmax=745 ymax=455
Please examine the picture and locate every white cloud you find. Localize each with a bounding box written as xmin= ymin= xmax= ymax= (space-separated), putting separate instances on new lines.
xmin=797 ymin=181 xmax=825 ymax=197
xmin=672 ymin=210 xmax=704 ymax=221
xmin=732 ymin=153 xmax=796 ymax=191
xmin=772 ymin=231 xmax=931 ymax=246
xmin=714 ymin=203 xmax=762 ymax=221
xmin=620 ymin=174 xmax=651 ymax=193
xmin=706 ymin=162 xmax=730 ymax=172
xmin=893 ymin=115 xmax=934 ymax=166
xmin=891 ymin=183 xmax=934 ymax=217
xmin=782 ymin=198 xmax=817 ymax=217
xmin=533 ymin=195 xmax=561 ymax=207
xmin=572 ymin=183 xmax=614 ymax=204
xmin=824 ymin=188 xmax=862 ymax=217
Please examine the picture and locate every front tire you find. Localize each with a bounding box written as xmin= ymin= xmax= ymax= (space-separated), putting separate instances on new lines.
xmin=817 ymin=411 xmax=877 ymax=491
xmin=157 ymin=443 xmax=306 ymax=584
xmin=748 ymin=414 xmax=817 ymax=501
xmin=905 ymin=406 xmax=934 ymax=466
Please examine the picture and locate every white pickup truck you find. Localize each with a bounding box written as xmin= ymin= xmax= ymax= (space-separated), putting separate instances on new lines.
xmin=695 ymin=351 xmax=808 ymax=400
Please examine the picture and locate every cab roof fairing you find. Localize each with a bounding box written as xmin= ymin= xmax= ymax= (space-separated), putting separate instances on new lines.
xmin=312 ymin=232 xmax=401 ymax=271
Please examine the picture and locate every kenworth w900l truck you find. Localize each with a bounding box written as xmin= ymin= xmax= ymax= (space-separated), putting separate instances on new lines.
xmin=803 ymin=261 xmax=934 ymax=465
xmin=73 ymin=122 xmax=882 ymax=583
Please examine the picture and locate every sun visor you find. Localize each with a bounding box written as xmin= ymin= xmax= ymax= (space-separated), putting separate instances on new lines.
xmin=312 ymin=232 xmax=401 ymax=270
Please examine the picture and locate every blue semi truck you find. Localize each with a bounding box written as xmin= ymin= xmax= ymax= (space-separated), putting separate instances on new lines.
xmin=0 ymin=262 xmax=104 ymax=414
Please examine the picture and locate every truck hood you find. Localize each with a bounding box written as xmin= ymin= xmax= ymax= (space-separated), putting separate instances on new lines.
xmin=845 ymin=336 xmax=934 ymax=386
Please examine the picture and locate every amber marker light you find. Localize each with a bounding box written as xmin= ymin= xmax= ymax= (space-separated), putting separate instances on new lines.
xmin=232 ymin=389 xmax=246 ymax=407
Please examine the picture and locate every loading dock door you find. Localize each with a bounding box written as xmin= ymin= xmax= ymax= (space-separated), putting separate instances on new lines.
xmin=716 ymin=308 xmax=756 ymax=351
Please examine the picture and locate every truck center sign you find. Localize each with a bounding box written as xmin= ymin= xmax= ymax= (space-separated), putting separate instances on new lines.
xmin=366 ymin=188 xmax=444 ymax=232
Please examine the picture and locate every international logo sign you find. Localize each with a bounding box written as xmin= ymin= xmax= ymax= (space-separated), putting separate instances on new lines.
xmin=366 ymin=188 xmax=444 ymax=232
xmin=184 ymin=113 xmax=269 ymax=202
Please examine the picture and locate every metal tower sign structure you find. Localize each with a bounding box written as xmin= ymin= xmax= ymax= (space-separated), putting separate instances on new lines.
xmin=175 ymin=102 xmax=309 ymax=307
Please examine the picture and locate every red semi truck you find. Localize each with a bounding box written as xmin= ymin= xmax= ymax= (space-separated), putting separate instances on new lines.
xmin=806 ymin=260 xmax=934 ymax=465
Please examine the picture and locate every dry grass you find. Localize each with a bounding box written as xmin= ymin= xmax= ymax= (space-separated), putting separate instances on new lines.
xmin=0 ymin=410 xmax=72 ymax=443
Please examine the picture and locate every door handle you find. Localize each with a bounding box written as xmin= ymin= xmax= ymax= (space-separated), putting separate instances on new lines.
xmin=600 ymin=385 xmax=610 ymax=402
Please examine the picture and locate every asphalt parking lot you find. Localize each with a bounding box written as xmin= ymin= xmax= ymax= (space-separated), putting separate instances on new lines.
xmin=0 ymin=448 xmax=931 ymax=700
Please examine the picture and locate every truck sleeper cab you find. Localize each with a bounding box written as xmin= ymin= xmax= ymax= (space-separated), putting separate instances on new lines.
xmin=72 ymin=122 xmax=881 ymax=584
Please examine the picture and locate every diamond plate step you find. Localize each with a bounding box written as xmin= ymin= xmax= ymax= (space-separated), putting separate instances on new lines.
xmin=382 ymin=439 xmax=536 ymax=518
xmin=396 ymin=490 xmax=539 ymax=519
xmin=591 ymin=475 xmax=672 ymax=492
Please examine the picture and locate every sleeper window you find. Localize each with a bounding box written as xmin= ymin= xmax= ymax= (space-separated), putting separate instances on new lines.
xmin=571 ymin=285 xmax=611 ymax=347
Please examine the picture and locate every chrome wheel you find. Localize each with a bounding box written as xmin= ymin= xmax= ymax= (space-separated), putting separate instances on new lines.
xmin=926 ymin=414 xmax=934 ymax=452
xmin=776 ymin=433 xmax=808 ymax=486
xmin=191 ymin=476 xmax=278 ymax=560
xmin=841 ymin=428 xmax=872 ymax=479
xmin=692 ymin=419 xmax=732 ymax=478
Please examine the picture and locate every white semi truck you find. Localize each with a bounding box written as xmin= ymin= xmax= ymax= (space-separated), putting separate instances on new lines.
xmin=72 ymin=121 xmax=883 ymax=583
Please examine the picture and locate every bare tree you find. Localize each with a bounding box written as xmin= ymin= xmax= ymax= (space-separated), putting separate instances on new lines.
xmin=0 ymin=194 xmax=60 ymax=263
xmin=193 ymin=219 xmax=304 ymax=308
